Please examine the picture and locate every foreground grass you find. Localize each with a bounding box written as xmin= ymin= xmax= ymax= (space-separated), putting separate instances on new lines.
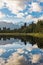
xmin=0 ymin=33 xmax=43 ymax=38
xmin=27 ymin=33 xmax=43 ymax=38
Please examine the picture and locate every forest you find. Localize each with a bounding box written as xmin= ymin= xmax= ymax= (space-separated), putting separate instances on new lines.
xmin=0 ymin=20 xmax=43 ymax=33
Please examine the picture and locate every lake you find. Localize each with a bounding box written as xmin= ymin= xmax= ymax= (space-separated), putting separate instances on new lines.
xmin=0 ymin=36 xmax=43 ymax=65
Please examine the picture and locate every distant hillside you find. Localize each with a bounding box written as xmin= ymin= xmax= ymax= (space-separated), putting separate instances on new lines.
xmin=0 ymin=21 xmax=22 ymax=30
xmin=0 ymin=21 xmax=34 ymax=30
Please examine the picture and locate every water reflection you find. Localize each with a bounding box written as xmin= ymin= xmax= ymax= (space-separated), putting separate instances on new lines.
xmin=0 ymin=36 xmax=43 ymax=48
xmin=16 ymin=36 xmax=43 ymax=48
xmin=0 ymin=36 xmax=43 ymax=65
xmin=0 ymin=43 xmax=43 ymax=65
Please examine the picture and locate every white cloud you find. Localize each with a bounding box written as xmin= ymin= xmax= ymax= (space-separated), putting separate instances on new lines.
xmin=31 ymin=54 xmax=41 ymax=63
xmin=0 ymin=0 xmax=42 ymax=15
xmin=0 ymin=53 xmax=42 ymax=65
xmin=2 ymin=0 xmax=26 ymax=14
xmin=25 ymin=15 xmax=33 ymax=22
xmin=25 ymin=15 xmax=34 ymax=22
xmin=0 ymin=58 xmax=5 ymax=65
xmin=0 ymin=48 xmax=6 ymax=55
xmin=33 ymin=44 xmax=38 ymax=48
xmin=17 ymin=49 xmax=24 ymax=54
xmin=33 ymin=15 xmax=43 ymax=23
xmin=25 ymin=14 xmax=43 ymax=23
xmin=39 ymin=0 xmax=43 ymax=2
xmin=0 ymin=0 xmax=4 ymax=8
xmin=26 ymin=44 xmax=38 ymax=51
xmin=25 ymin=12 xmax=28 ymax=15
xmin=0 ymin=0 xmax=26 ymax=14
xmin=17 ymin=13 xmax=24 ymax=18
xmin=25 ymin=15 xmax=38 ymax=23
xmin=30 ymin=2 xmax=41 ymax=12
xmin=0 ymin=12 xmax=5 ymax=18
xmin=5 ymin=52 xmax=28 ymax=65
xmin=26 ymin=46 xmax=32 ymax=51
xmin=39 ymin=15 xmax=43 ymax=20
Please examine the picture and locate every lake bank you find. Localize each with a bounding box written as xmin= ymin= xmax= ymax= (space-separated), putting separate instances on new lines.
xmin=27 ymin=33 xmax=43 ymax=38
xmin=0 ymin=33 xmax=43 ymax=38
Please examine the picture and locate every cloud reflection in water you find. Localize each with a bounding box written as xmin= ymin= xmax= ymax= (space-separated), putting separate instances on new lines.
xmin=0 ymin=42 xmax=43 ymax=65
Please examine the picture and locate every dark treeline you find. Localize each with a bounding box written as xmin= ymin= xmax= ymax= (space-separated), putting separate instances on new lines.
xmin=0 ymin=20 xmax=43 ymax=33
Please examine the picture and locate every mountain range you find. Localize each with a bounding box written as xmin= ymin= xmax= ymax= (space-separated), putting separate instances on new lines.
xmin=0 ymin=21 xmax=33 ymax=30
xmin=0 ymin=21 xmax=24 ymax=30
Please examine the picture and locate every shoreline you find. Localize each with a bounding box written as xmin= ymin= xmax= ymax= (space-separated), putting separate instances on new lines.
xmin=0 ymin=33 xmax=43 ymax=38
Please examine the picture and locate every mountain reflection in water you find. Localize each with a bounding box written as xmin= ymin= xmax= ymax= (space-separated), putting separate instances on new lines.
xmin=0 ymin=36 xmax=43 ymax=48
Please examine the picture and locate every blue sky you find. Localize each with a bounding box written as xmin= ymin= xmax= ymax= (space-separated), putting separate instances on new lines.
xmin=0 ymin=0 xmax=43 ymax=24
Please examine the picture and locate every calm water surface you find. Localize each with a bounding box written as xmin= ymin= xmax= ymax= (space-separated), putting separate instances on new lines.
xmin=0 ymin=37 xmax=43 ymax=65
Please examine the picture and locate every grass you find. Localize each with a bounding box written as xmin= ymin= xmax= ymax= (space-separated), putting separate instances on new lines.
xmin=0 ymin=33 xmax=43 ymax=38
xmin=27 ymin=33 xmax=43 ymax=38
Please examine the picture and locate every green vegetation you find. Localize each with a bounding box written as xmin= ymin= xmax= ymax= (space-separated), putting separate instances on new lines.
xmin=0 ymin=20 xmax=43 ymax=38
xmin=17 ymin=20 xmax=43 ymax=33
xmin=27 ymin=33 xmax=43 ymax=38
xmin=0 ymin=33 xmax=43 ymax=38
